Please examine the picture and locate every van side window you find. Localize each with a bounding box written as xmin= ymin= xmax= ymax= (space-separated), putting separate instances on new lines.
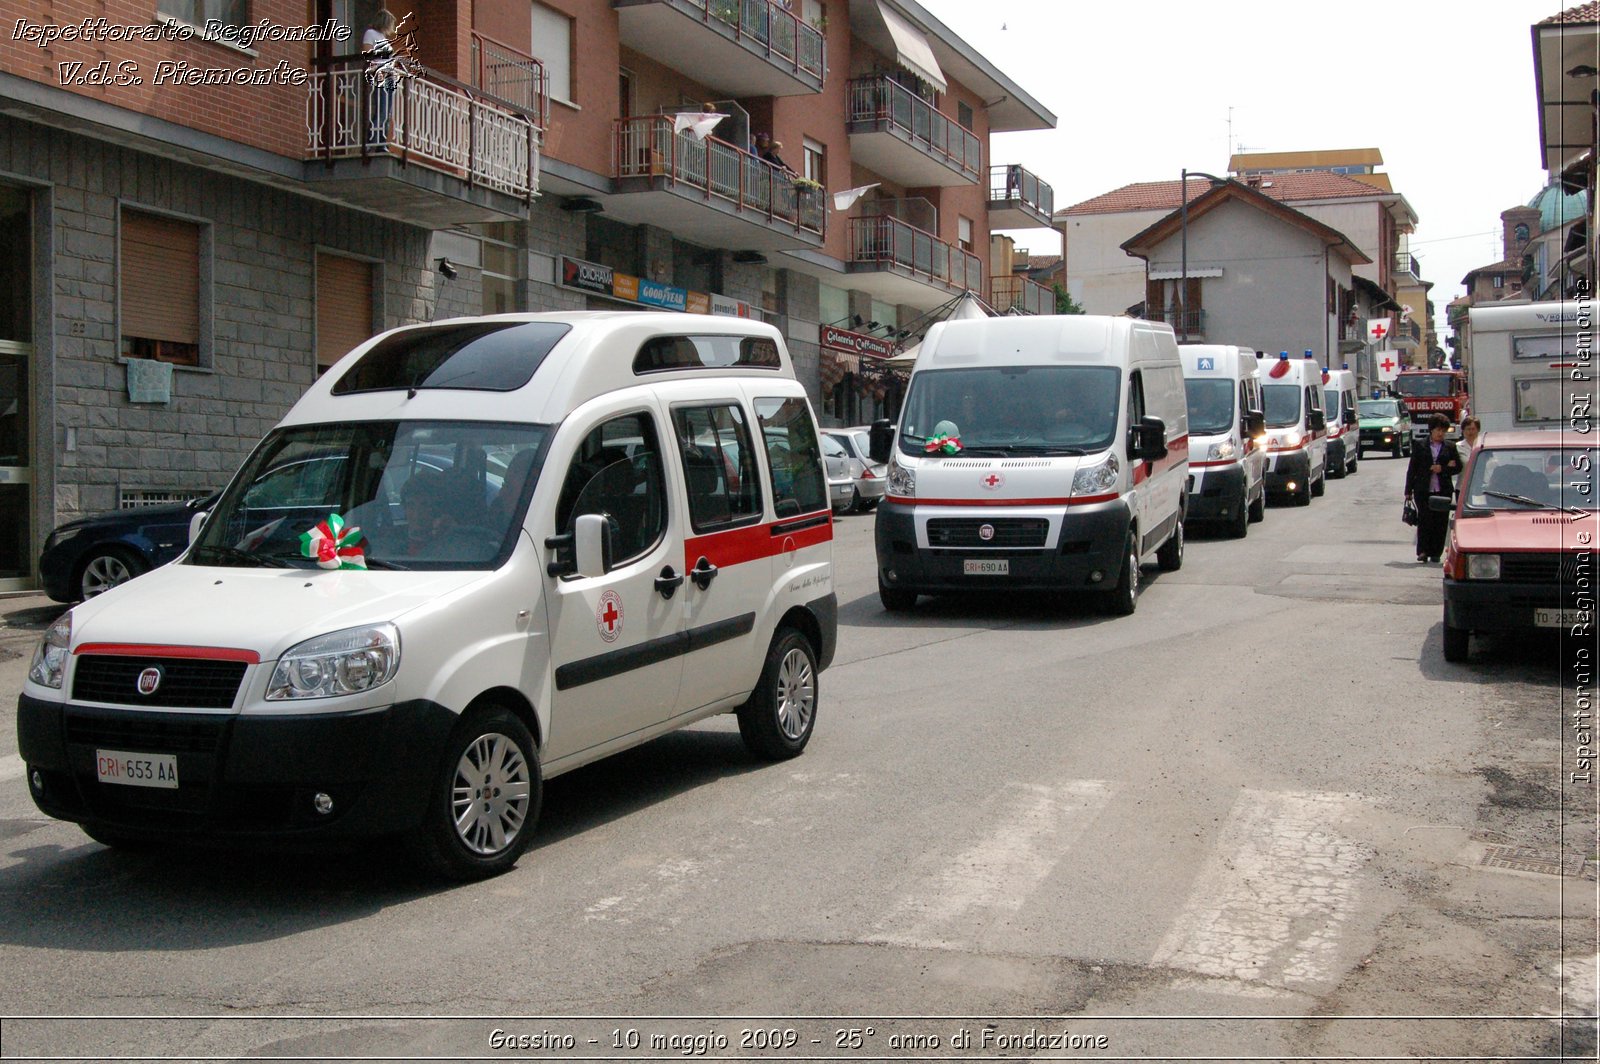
xmin=754 ymin=397 xmax=826 ymax=518
xmin=554 ymin=412 xmax=667 ymax=569
xmin=673 ymin=403 xmax=762 ymax=532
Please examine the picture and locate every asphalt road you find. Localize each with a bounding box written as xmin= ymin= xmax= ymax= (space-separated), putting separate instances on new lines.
xmin=0 ymin=453 xmax=1593 ymax=1061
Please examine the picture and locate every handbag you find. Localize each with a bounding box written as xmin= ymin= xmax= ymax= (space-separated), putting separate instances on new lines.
xmin=1402 ymin=497 xmax=1418 ymax=526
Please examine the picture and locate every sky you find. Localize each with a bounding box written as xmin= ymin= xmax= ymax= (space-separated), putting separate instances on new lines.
xmin=918 ymin=0 xmax=1573 ymax=337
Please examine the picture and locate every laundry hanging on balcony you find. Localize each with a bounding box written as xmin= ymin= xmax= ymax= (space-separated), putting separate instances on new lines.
xmin=672 ymin=112 xmax=729 ymax=142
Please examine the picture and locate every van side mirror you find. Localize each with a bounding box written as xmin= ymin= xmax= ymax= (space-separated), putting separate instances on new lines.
xmin=188 ymin=511 xmax=208 ymax=545
xmin=1343 ymin=408 xmax=1357 ymax=427
xmin=868 ymin=419 xmax=894 ymax=464
xmin=1243 ymin=410 xmax=1266 ymax=438
xmin=574 ymin=512 xmax=610 ymax=577
xmin=1309 ymin=410 xmax=1327 ymax=432
xmin=1129 ymin=416 xmax=1168 ymax=462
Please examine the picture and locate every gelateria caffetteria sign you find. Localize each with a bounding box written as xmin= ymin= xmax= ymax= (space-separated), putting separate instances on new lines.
xmin=819 ymin=325 xmax=895 ymax=359
xmin=559 ymin=256 xmax=754 ymax=317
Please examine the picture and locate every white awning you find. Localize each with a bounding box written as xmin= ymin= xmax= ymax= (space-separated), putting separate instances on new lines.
xmin=1148 ymin=267 xmax=1223 ymax=280
xmin=876 ymin=1 xmax=947 ymax=93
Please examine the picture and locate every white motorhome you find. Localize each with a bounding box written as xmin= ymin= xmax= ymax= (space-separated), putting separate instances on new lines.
xmin=1258 ymin=352 xmax=1329 ymax=505
xmin=1466 ymin=299 xmax=1592 ymax=433
xmin=21 ymin=313 xmax=837 ymax=880
xmin=1179 ymin=344 xmax=1267 ymax=538
xmin=870 ymin=315 xmax=1189 ymax=616
xmin=1321 ymin=366 xmax=1360 ymax=478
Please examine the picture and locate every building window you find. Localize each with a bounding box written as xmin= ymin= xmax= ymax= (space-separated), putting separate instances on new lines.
xmin=1492 ymin=274 xmax=1503 ymax=289
xmin=531 ymin=2 xmax=572 ymax=105
xmin=958 ymin=215 xmax=973 ymax=252
xmin=158 ymin=0 xmax=247 ymax=29
xmin=480 ymin=222 xmax=520 ymax=315
xmin=1514 ymin=223 xmax=1530 ymax=243
xmin=120 ymin=209 xmax=202 ymax=367
xmin=957 ymin=100 xmax=973 ymax=131
xmin=619 ymin=68 xmax=634 ymax=115
xmin=316 ymin=253 xmax=374 ymax=373
xmin=803 ymin=137 xmax=826 ymax=186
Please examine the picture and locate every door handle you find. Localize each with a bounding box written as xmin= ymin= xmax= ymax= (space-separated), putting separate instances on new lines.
xmin=654 ymin=565 xmax=684 ymax=599
xmin=689 ymin=556 xmax=718 ymax=590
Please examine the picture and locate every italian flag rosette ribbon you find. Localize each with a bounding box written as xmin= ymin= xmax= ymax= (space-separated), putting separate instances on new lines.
xmin=924 ymin=433 xmax=962 ymax=455
xmin=298 ymin=513 xmax=366 ymax=570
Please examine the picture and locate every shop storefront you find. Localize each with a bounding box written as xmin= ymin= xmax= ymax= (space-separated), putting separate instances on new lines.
xmin=819 ymin=324 xmax=902 ymax=427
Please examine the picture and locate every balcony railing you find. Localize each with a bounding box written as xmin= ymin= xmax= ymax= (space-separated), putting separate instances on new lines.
xmin=614 ymin=116 xmax=826 ymax=236
xmin=850 ymin=216 xmax=983 ymax=291
xmin=1142 ymin=306 xmax=1206 ymax=337
xmin=1394 ymin=252 xmax=1422 ymax=278
xmin=847 ymin=76 xmax=981 ymax=181
xmin=988 ymin=165 xmax=1054 ymax=219
xmin=991 ymin=276 xmax=1054 ymax=316
xmin=307 ymin=57 xmax=540 ymax=199
xmin=470 ymin=32 xmax=547 ymax=129
xmin=662 ymin=0 xmax=825 ymax=81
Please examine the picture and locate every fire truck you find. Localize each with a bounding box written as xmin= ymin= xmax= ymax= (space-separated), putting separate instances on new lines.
xmin=1393 ymin=368 xmax=1470 ymax=440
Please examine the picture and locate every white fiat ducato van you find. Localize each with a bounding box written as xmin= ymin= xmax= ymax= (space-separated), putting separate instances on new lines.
xmin=1321 ymin=365 xmax=1360 ymax=479
xmin=1258 ymin=352 xmax=1329 ymax=506
xmin=1179 ymin=344 xmax=1267 ymax=538
xmin=20 ymin=313 xmax=837 ymax=880
xmin=870 ymin=315 xmax=1189 ymax=616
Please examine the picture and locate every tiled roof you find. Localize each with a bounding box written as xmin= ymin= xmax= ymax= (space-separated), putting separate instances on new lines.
xmin=1540 ymin=2 xmax=1598 ymax=24
xmin=1024 ymin=254 xmax=1062 ymax=271
xmin=1059 ymin=171 xmax=1392 ymax=217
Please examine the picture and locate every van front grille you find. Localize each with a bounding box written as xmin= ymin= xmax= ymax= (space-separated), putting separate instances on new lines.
xmin=72 ymin=656 xmax=246 ymax=709
xmin=927 ymin=518 xmax=1049 ymax=548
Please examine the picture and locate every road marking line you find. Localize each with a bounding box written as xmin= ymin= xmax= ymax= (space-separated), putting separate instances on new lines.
xmin=1151 ymin=788 xmax=1371 ymax=992
xmin=870 ymin=779 xmax=1115 ymax=948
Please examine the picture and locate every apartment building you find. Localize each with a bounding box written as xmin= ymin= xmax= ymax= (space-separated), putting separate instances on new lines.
xmin=0 ymin=0 xmax=1054 ymax=591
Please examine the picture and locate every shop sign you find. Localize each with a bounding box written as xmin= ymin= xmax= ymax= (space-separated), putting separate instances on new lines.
xmin=820 ymin=325 xmax=895 ymax=359
xmin=561 ymin=256 xmax=613 ymax=295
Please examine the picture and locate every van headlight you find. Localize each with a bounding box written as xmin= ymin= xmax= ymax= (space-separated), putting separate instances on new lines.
xmin=888 ymin=459 xmax=915 ymax=497
xmin=1465 ymin=554 xmax=1501 ymax=581
xmin=267 ymin=623 xmax=400 ymax=700
xmin=1207 ymin=439 xmax=1239 ymax=462
xmin=28 ymin=614 xmax=72 ymax=690
xmin=1072 ymin=452 xmax=1119 ymax=496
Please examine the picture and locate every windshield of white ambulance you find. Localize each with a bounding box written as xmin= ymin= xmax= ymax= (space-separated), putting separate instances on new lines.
xmin=189 ymin=421 xmax=551 ymax=571
xmin=1464 ymin=447 xmax=1598 ymax=511
xmin=898 ymin=366 xmax=1120 ymax=456
xmin=1262 ymin=384 xmax=1302 ymax=428
xmin=1184 ymin=378 xmax=1234 ymax=436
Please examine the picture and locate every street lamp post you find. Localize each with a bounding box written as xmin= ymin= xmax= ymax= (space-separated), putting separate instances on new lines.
xmin=1178 ymin=169 xmax=1228 ymax=342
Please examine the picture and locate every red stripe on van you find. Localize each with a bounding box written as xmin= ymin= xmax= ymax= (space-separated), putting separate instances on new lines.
xmin=1132 ymin=434 xmax=1189 ymax=485
xmin=75 ymin=643 xmax=262 ymax=663
xmin=887 ymin=496 xmax=1074 ymax=507
xmin=683 ymin=511 xmax=833 ymax=571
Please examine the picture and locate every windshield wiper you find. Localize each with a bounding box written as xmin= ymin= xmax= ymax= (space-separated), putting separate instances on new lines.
xmin=191 ymin=544 xmax=294 ymax=569
xmin=362 ymin=557 xmax=409 ymax=571
xmin=1482 ymin=490 xmax=1589 ymax=518
xmin=953 ymin=446 xmax=1009 ymax=457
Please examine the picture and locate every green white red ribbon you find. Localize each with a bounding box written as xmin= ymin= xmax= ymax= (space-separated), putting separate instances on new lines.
xmin=299 ymin=513 xmax=366 ymax=570
xmin=924 ymin=433 xmax=962 ymax=455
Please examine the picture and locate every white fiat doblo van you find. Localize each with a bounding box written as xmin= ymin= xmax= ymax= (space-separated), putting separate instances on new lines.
xmin=20 ymin=313 xmax=837 ymax=879
xmin=1179 ymin=344 xmax=1267 ymax=538
xmin=870 ymin=315 xmax=1188 ymax=616
xmin=1258 ymin=352 xmax=1329 ymax=505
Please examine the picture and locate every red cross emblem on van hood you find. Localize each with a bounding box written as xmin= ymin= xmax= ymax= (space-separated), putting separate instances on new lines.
xmin=981 ymin=472 xmax=1005 ymax=490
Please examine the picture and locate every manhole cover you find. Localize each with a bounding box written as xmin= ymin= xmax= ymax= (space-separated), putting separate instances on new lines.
xmin=1480 ymin=845 xmax=1587 ymax=877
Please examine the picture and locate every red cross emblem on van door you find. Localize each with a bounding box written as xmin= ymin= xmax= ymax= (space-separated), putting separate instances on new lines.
xmin=597 ymin=590 xmax=623 ymax=643
xmin=982 ymin=472 xmax=1004 ymax=490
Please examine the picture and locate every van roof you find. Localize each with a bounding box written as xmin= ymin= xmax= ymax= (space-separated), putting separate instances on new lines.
xmin=918 ymin=314 xmax=1176 ymax=367
xmin=281 ymin=312 xmax=796 ymax=428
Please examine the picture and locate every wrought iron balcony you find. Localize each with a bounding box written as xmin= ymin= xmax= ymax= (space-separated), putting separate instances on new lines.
xmin=987 ymin=165 xmax=1054 ymax=229
xmin=991 ymin=276 xmax=1055 ymax=316
xmin=470 ymin=32 xmax=548 ymax=128
xmin=611 ymin=116 xmax=825 ymax=246
xmin=306 ymin=56 xmax=540 ymax=223
xmin=1142 ymin=306 xmax=1206 ymax=338
xmin=615 ymin=0 xmax=825 ymax=96
xmin=847 ymin=76 xmax=982 ymax=187
xmin=849 ymin=216 xmax=983 ymax=308
xmin=1393 ymin=251 xmax=1422 ymax=279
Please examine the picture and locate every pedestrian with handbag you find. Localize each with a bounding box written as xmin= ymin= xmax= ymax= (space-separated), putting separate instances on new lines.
xmin=1404 ymin=413 xmax=1461 ymax=563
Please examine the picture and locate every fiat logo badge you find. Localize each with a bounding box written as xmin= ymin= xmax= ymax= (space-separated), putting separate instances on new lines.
xmin=136 ymin=667 xmax=162 ymax=696
xmin=979 ymin=524 xmax=995 ymax=541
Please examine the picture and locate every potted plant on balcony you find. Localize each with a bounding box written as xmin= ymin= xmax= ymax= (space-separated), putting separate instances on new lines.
xmin=791 ymin=177 xmax=823 ymax=192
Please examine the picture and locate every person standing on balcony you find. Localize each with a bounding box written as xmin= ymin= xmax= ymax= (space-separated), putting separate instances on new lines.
xmin=761 ymin=139 xmax=795 ymax=175
xmin=363 ymin=9 xmax=399 ymax=149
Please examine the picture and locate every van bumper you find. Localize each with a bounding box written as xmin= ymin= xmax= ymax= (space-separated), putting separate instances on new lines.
xmin=1186 ymin=463 xmax=1246 ymax=522
xmin=16 ymin=694 xmax=456 ymax=844
xmin=874 ymin=498 xmax=1132 ymax=594
xmin=1263 ymin=450 xmax=1312 ymax=496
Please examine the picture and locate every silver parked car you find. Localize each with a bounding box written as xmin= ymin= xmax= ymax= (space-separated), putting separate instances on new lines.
xmin=824 ymin=427 xmax=888 ymax=513
xmin=820 ymin=433 xmax=855 ymax=513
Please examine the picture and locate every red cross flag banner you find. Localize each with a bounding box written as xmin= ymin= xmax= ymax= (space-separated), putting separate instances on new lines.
xmin=1376 ymin=349 xmax=1402 ymax=383
xmin=1366 ymin=318 xmax=1391 ymax=344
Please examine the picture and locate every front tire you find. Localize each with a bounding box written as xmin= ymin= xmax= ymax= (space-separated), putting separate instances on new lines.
xmin=1228 ymin=491 xmax=1250 ymax=538
xmin=1102 ymin=532 xmax=1139 ymax=616
xmin=1443 ymin=616 xmax=1470 ymax=663
xmin=1156 ymin=517 xmax=1184 ymax=571
xmin=1391 ymin=438 xmax=1402 ymax=458
xmin=879 ymin=583 xmax=917 ymax=612
xmin=1311 ymin=469 xmax=1326 ymax=497
xmin=409 ymin=707 xmax=539 ymax=881
xmin=1248 ymin=487 xmax=1266 ymax=523
xmin=737 ymin=628 xmax=817 ymax=761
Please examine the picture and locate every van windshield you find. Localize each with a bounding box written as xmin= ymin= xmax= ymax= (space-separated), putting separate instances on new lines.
xmin=188 ymin=420 xmax=551 ymax=572
xmin=1184 ymin=379 xmax=1235 ymax=436
xmin=1262 ymin=384 xmax=1302 ymax=428
xmin=1394 ymin=374 xmax=1454 ymax=397
xmin=897 ymin=366 xmax=1121 ymax=456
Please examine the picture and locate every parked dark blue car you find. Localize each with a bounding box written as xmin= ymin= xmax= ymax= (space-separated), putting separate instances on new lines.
xmin=38 ymin=492 xmax=218 ymax=603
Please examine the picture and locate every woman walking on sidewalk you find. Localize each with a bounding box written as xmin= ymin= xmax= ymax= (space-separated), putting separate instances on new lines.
xmin=1405 ymin=413 xmax=1461 ymax=564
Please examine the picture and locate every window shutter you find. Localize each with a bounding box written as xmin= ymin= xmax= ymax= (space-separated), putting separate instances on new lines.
xmin=121 ymin=211 xmax=199 ymax=346
xmin=316 ymin=253 xmax=374 ymax=369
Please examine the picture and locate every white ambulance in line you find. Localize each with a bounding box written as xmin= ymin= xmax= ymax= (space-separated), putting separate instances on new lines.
xmin=1321 ymin=365 xmax=1361 ymax=479
xmin=870 ymin=315 xmax=1189 ymax=616
xmin=21 ymin=313 xmax=837 ymax=880
xmin=1179 ymin=344 xmax=1267 ymax=538
xmin=1258 ymin=352 xmax=1329 ymax=506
